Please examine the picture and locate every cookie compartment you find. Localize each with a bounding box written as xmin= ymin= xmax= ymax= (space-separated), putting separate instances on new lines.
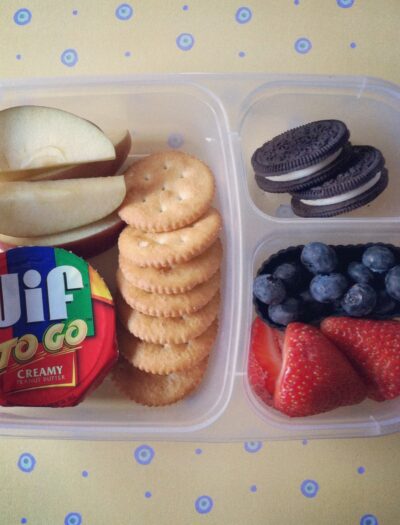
xmin=238 ymin=219 xmax=400 ymax=440
xmin=238 ymin=76 xmax=400 ymax=221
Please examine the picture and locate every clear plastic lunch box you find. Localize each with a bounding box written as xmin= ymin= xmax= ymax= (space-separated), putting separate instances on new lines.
xmin=2 ymin=73 xmax=400 ymax=441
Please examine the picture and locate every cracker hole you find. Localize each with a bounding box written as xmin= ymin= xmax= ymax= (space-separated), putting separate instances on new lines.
xmin=161 ymin=186 xmax=166 ymax=191
xmin=142 ymin=198 xmax=146 ymax=203
xmin=144 ymin=174 xmax=150 ymax=181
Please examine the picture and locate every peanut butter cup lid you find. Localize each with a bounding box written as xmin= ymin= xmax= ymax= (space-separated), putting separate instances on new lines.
xmin=0 ymin=246 xmax=117 ymax=407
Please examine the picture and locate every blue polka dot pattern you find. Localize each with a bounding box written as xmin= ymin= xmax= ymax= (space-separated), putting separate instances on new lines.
xmin=357 ymin=466 xmax=365 ymax=474
xmin=195 ymin=495 xmax=213 ymax=514
xmin=72 ymin=9 xmax=78 ymax=16
xmin=350 ymin=42 xmax=357 ymax=48
xmin=145 ymin=491 xmax=152 ymax=498
xmin=337 ymin=0 xmax=354 ymax=7
xmin=115 ymin=3 xmax=133 ymax=20
xmin=195 ymin=448 xmax=202 ymax=455
xmin=301 ymin=479 xmax=319 ymax=498
xmin=235 ymin=7 xmax=252 ymax=24
xmin=124 ymin=51 xmax=132 ymax=57
xmin=182 ymin=4 xmax=189 ymax=10
xmin=18 ymin=453 xmax=36 ymax=473
xmin=134 ymin=445 xmax=155 ymax=465
xmin=244 ymin=441 xmax=263 ymax=453
xmin=250 ymin=485 xmax=257 ymax=492
xmin=168 ymin=133 xmax=184 ymax=148
xmin=176 ymin=33 xmax=195 ymax=51
xmin=20 ymin=519 xmax=27 ymax=524
xmin=294 ymin=37 xmax=312 ymax=54
xmin=61 ymin=49 xmax=78 ymax=67
xmin=360 ymin=515 xmax=378 ymax=525
xmin=82 ymin=470 xmax=88 ymax=478
xmin=239 ymin=51 xmax=246 ymax=57
xmin=13 ymin=8 xmax=32 ymax=25
xmin=64 ymin=513 xmax=82 ymax=525
xmin=302 ymin=439 xmax=308 ymax=445
xmin=16 ymin=54 xmax=22 ymax=60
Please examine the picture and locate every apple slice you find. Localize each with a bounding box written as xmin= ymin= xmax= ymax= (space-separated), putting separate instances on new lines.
xmin=0 ymin=212 xmax=124 ymax=258
xmin=0 ymin=105 xmax=115 ymax=172
xmin=0 ymin=130 xmax=132 ymax=182
xmin=0 ymin=176 xmax=126 ymax=237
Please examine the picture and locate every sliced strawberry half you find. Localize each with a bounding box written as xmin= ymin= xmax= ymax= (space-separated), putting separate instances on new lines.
xmin=321 ymin=317 xmax=400 ymax=401
xmin=274 ymin=323 xmax=367 ymax=417
xmin=249 ymin=317 xmax=283 ymax=397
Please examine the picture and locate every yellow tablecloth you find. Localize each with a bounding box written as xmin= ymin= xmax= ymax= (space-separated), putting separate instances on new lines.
xmin=1 ymin=1 xmax=400 ymax=524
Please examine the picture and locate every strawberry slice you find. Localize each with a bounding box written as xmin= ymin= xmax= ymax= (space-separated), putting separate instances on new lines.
xmin=321 ymin=317 xmax=400 ymax=401
xmin=274 ymin=323 xmax=367 ymax=417
xmin=249 ymin=317 xmax=283 ymax=396
xmin=248 ymin=346 xmax=274 ymax=406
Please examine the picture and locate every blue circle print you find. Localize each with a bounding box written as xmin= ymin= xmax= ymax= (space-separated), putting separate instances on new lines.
xmin=14 ymin=8 xmax=32 ymax=25
xmin=176 ymin=33 xmax=194 ymax=51
xmin=195 ymin=448 xmax=202 ymax=455
xmin=250 ymin=485 xmax=257 ymax=492
xmin=82 ymin=470 xmax=89 ymax=477
xmin=295 ymin=37 xmax=312 ymax=54
xmin=235 ymin=7 xmax=252 ymax=24
xmin=145 ymin=491 xmax=152 ymax=498
xmin=357 ymin=466 xmax=365 ymax=474
xmin=195 ymin=495 xmax=214 ymax=514
xmin=337 ymin=0 xmax=354 ymax=7
xmin=360 ymin=515 xmax=378 ymax=525
xmin=115 ymin=3 xmax=133 ymax=20
xmin=244 ymin=441 xmax=263 ymax=453
xmin=301 ymin=479 xmax=319 ymax=498
xmin=64 ymin=513 xmax=82 ymax=525
xmin=18 ymin=453 xmax=36 ymax=473
xmin=168 ymin=133 xmax=184 ymax=148
xmin=61 ymin=49 xmax=78 ymax=67
xmin=21 ymin=519 xmax=27 ymax=524
xmin=134 ymin=445 xmax=155 ymax=465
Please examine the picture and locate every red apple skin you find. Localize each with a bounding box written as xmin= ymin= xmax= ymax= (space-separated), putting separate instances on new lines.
xmin=0 ymin=217 xmax=124 ymax=259
xmin=31 ymin=131 xmax=132 ymax=181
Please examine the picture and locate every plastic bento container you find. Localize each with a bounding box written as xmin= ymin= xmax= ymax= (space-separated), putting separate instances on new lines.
xmin=2 ymin=73 xmax=400 ymax=441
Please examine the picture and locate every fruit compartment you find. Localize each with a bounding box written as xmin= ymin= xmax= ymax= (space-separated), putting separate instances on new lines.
xmin=238 ymin=76 xmax=400 ymax=221
xmin=254 ymin=242 xmax=400 ymax=330
xmin=241 ymin=222 xmax=400 ymax=438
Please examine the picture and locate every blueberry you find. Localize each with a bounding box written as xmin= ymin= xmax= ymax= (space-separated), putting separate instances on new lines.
xmin=253 ymin=274 xmax=286 ymax=305
xmin=309 ymin=273 xmax=348 ymax=303
xmin=268 ymin=298 xmax=300 ymax=326
xmin=341 ymin=283 xmax=377 ymax=317
xmin=373 ymin=289 xmax=397 ymax=316
xmin=300 ymin=242 xmax=338 ymax=274
xmin=273 ymin=262 xmax=303 ymax=289
xmin=385 ymin=265 xmax=400 ymax=301
xmin=347 ymin=262 xmax=374 ymax=284
xmin=362 ymin=245 xmax=396 ymax=273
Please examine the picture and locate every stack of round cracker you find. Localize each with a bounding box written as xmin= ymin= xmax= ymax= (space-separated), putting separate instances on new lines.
xmin=112 ymin=151 xmax=223 ymax=406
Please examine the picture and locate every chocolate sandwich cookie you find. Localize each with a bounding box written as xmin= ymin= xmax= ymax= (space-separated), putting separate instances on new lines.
xmin=252 ymin=120 xmax=351 ymax=193
xmin=291 ymin=146 xmax=388 ymax=218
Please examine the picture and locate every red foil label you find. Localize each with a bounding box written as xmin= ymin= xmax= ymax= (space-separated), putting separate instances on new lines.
xmin=0 ymin=247 xmax=117 ymax=407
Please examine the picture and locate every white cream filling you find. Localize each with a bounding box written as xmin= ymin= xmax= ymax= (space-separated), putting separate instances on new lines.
xmin=300 ymin=171 xmax=382 ymax=207
xmin=265 ymin=148 xmax=343 ymax=182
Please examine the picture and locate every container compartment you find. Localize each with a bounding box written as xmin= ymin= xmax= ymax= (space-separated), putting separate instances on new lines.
xmin=239 ymin=78 xmax=400 ymax=221
xmin=242 ymin=222 xmax=400 ymax=439
xmin=0 ymin=80 xmax=243 ymax=439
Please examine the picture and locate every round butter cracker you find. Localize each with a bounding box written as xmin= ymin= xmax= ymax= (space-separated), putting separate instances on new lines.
xmin=119 ymin=150 xmax=215 ymax=232
xmin=112 ymin=356 xmax=208 ymax=406
xmin=117 ymin=291 xmax=220 ymax=344
xmin=116 ymin=268 xmax=220 ymax=317
xmin=118 ymin=207 xmax=222 ymax=268
xmin=118 ymin=238 xmax=223 ymax=294
xmin=117 ymin=320 xmax=218 ymax=374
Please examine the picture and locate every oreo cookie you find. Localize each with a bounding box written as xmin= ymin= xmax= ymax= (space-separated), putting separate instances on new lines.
xmin=291 ymin=146 xmax=388 ymax=218
xmin=252 ymin=119 xmax=351 ymax=193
